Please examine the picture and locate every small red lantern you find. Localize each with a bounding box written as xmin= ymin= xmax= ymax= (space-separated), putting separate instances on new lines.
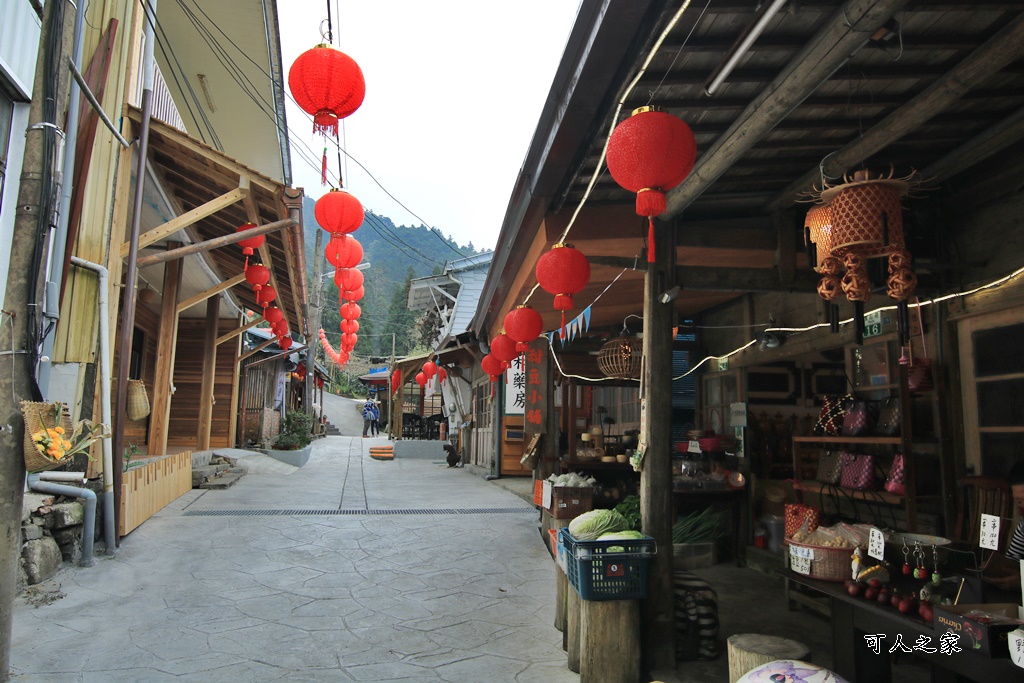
xmin=333 ymin=267 xmax=364 ymax=292
xmin=481 ymin=354 xmax=503 ymax=382
xmin=245 ymin=263 xmax=271 ymax=293
xmin=236 ymin=223 xmax=265 ymax=269
xmin=316 ymin=376 xmax=325 ymax=389
xmin=256 ymin=285 xmax=277 ymax=310
xmin=504 ymin=305 xmax=543 ymax=352
xmin=296 ymin=364 xmax=307 ymax=380
xmin=340 ymin=319 xmax=359 ymax=335
xmin=438 ymin=367 xmax=448 ymax=383
xmin=391 ymin=369 xmax=402 ymax=394
xmin=535 ymin=243 xmax=590 ymax=334
xmin=490 ymin=333 xmax=518 ymax=369
xmin=279 ymin=337 xmax=292 ymax=350
xmin=341 ymin=333 xmax=357 ymax=352
xmin=343 ymin=285 xmax=364 ymax=302
xmin=340 ymin=302 xmax=361 ymax=320
xmin=415 ymin=371 xmax=427 ymax=387
xmin=422 ymin=360 xmax=437 ymax=378
xmin=264 ymin=307 xmax=284 ymax=325
xmin=325 ymin=235 xmax=363 ymax=269
xmin=606 ymin=107 xmax=697 ymax=262
xmin=315 ymin=189 xmax=364 ymax=235
xmin=288 ymin=44 xmax=365 ymax=139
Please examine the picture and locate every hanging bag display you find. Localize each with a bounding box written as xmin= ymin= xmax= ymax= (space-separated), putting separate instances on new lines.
xmin=814 ymin=393 xmax=853 ymax=435
xmin=841 ymin=398 xmax=873 ymax=437
xmin=884 ymin=453 xmax=907 ymax=496
xmin=815 ymin=450 xmax=842 ymax=485
xmin=840 ymin=451 xmax=877 ymax=491
xmin=784 ymin=480 xmax=821 ymax=539
xmin=875 ymin=396 xmax=901 ymax=436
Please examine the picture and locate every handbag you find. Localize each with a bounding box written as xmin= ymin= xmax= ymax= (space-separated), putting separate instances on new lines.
xmin=906 ymin=298 xmax=934 ymax=393
xmin=841 ymin=398 xmax=873 ymax=437
xmin=840 ymin=452 xmax=877 ymax=490
xmin=875 ymin=397 xmax=901 ymax=436
xmin=784 ymin=480 xmax=821 ymax=539
xmin=884 ymin=453 xmax=906 ymax=496
xmin=816 ymin=450 xmax=842 ymax=485
xmin=814 ymin=393 xmax=852 ymax=435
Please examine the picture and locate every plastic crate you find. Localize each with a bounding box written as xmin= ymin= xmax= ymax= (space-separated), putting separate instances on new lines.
xmin=558 ymin=528 xmax=655 ymax=601
xmin=672 ymin=542 xmax=717 ymax=569
xmin=533 ymin=480 xmax=544 ymax=507
xmin=549 ymin=486 xmax=594 ymax=519
xmin=548 ymin=528 xmax=567 ymax=572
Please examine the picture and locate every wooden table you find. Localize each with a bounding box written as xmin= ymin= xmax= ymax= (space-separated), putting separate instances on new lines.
xmin=784 ymin=571 xmax=1024 ymax=682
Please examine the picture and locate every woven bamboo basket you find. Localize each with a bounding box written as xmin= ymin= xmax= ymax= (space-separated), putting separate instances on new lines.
xmin=788 ymin=539 xmax=862 ymax=582
xmin=20 ymin=401 xmax=74 ymax=472
xmin=126 ymin=379 xmax=150 ymax=421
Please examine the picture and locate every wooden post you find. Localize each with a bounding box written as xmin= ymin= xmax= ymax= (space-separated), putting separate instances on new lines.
xmin=580 ymin=599 xmax=641 ymax=683
xmin=147 ymin=246 xmax=183 ymax=454
xmin=567 ymin=587 xmax=581 ymax=673
xmin=640 ymin=218 xmax=676 ymax=670
xmin=196 ymin=296 xmax=220 ymax=450
xmin=227 ymin=314 xmax=244 ymax=447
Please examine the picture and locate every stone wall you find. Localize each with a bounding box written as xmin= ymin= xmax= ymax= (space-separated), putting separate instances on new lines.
xmin=20 ymin=492 xmax=90 ymax=587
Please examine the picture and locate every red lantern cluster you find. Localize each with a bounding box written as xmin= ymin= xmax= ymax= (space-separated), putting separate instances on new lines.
xmin=319 ymin=328 xmax=349 ymax=368
xmin=535 ymin=243 xmax=590 ymax=336
xmin=606 ymin=106 xmax=696 ymax=263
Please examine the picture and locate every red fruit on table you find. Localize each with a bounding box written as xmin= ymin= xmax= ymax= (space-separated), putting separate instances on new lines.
xmin=899 ymin=598 xmax=915 ymax=614
xmin=843 ymin=578 xmax=857 ymax=589
xmin=864 ymin=587 xmax=878 ymax=601
xmin=890 ymin=592 xmax=902 ymax=609
xmin=848 ymin=583 xmax=864 ymax=597
xmin=868 ymin=578 xmax=883 ymax=589
xmin=920 ymin=606 xmax=934 ymax=623
xmin=878 ymin=590 xmax=891 ymax=605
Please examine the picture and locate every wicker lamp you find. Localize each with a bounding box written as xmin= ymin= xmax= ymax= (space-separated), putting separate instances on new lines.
xmin=597 ymin=333 xmax=642 ymax=379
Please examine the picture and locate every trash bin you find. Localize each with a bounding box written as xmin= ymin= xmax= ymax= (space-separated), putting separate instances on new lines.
xmin=763 ymin=515 xmax=785 ymax=554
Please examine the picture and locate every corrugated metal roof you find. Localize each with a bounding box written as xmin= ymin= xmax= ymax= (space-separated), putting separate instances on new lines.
xmin=445 ymin=256 xmax=491 ymax=338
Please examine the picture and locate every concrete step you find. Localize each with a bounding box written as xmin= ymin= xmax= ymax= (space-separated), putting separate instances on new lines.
xmin=323 ymin=420 xmax=342 ymax=435
xmin=199 ymin=471 xmax=245 ymax=489
xmin=192 ymin=463 xmax=231 ymax=487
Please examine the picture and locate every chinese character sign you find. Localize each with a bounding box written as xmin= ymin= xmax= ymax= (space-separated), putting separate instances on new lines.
xmin=979 ymin=513 xmax=1000 ymax=551
xmin=504 ymin=356 xmax=525 ymax=415
xmin=523 ymin=340 xmax=548 ymax=436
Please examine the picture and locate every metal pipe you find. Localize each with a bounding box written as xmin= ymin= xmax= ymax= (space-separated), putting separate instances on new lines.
xmin=705 ymin=0 xmax=788 ymax=96
xmin=68 ymin=58 xmax=132 ymax=148
xmin=70 ymin=256 xmax=115 ymax=554
xmin=134 ymin=218 xmax=296 ymax=267
xmin=37 ymin=472 xmax=86 ymax=483
xmin=27 ymin=475 xmax=96 ymax=567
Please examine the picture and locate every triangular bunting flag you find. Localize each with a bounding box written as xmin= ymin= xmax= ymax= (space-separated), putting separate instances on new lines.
xmin=583 ymin=306 xmax=592 ymax=332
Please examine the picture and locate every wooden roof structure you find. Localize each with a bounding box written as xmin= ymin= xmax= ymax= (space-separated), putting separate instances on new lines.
xmin=475 ymin=0 xmax=1024 ymax=339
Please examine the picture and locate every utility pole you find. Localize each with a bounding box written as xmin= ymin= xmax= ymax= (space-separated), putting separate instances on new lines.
xmin=305 ymin=211 xmax=321 ymax=417
xmin=1 ymin=2 xmax=75 ymax=679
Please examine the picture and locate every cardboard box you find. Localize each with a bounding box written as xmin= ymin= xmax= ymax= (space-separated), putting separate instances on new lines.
xmin=933 ymin=603 xmax=1024 ymax=657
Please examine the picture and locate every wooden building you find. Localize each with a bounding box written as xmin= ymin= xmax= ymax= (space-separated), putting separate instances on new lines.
xmin=472 ymin=0 xmax=1024 ymax=673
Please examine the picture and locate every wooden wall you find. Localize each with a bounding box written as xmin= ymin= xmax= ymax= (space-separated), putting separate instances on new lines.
xmin=111 ymin=301 xmax=160 ymax=454
xmin=167 ymin=318 xmax=238 ymax=449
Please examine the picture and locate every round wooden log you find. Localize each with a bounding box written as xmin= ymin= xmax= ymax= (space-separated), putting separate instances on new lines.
xmin=580 ymin=599 xmax=640 ymax=683
xmin=567 ymin=586 xmax=581 ymax=673
xmin=727 ymin=634 xmax=811 ymax=683
xmin=555 ymin=563 xmax=567 ymax=636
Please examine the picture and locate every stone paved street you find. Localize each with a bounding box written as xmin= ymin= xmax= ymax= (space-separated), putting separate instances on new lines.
xmin=10 ymin=436 xmax=577 ymax=682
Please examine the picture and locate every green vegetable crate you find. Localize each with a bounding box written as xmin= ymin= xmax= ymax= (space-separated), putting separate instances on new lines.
xmin=549 ymin=486 xmax=594 ymax=519
xmin=558 ymin=528 xmax=656 ymax=601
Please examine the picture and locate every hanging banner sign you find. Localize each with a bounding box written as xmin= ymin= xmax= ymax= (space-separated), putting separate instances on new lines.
xmin=524 ymin=339 xmax=548 ymax=436
xmin=504 ymin=356 xmax=525 ymax=415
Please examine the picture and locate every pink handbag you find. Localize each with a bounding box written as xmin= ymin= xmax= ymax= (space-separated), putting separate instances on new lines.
xmin=884 ymin=453 xmax=906 ymax=495
xmin=840 ymin=452 xmax=877 ymax=490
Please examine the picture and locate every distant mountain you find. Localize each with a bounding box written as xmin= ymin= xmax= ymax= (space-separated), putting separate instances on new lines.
xmin=300 ymin=195 xmax=484 ymax=356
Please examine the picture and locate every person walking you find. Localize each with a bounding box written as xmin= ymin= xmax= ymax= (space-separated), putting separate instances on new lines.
xmin=370 ymin=400 xmax=381 ymax=436
xmin=361 ymin=398 xmax=375 ymax=437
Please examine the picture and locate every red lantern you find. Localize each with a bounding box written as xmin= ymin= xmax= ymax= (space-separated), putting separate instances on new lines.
xmin=256 ymin=285 xmax=277 ymax=310
xmin=279 ymin=337 xmax=292 ymax=350
xmin=341 ymin=333 xmax=357 ymax=352
xmin=325 ymin=235 xmax=363 ymax=269
xmin=391 ymin=369 xmax=402 ymax=394
xmin=245 ymin=263 xmax=271 ymax=293
xmin=333 ymin=267 xmax=364 ymax=292
xmin=340 ymin=302 xmax=361 ymax=320
xmin=438 ymin=367 xmax=448 ymax=383
xmin=504 ymin=305 xmax=543 ymax=352
xmin=288 ymin=44 xmax=365 ymax=138
xmin=316 ymin=376 xmax=325 ymax=389
xmin=296 ymin=364 xmax=307 ymax=380
xmin=423 ymin=360 xmax=437 ymax=378
xmin=415 ymin=371 xmax=427 ymax=387
xmin=490 ymin=333 xmax=518 ymax=369
xmin=481 ymin=354 xmax=503 ymax=382
xmin=315 ymin=189 xmax=364 ymax=235
xmin=236 ymin=223 xmax=265 ymax=269
xmin=264 ymin=307 xmax=284 ymax=325
xmin=343 ymin=285 xmax=364 ymax=302
xmin=535 ymin=243 xmax=590 ymax=334
xmin=340 ymin=319 xmax=359 ymax=335
xmin=606 ymin=107 xmax=696 ymax=263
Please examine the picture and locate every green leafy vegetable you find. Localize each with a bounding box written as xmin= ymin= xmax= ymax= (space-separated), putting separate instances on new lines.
xmin=568 ymin=509 xmax=629 ymax=541
xmin=672 ymin=508 xmax=726 ymax=544
xmin=613 ymin=495 xmax=642 ymax=531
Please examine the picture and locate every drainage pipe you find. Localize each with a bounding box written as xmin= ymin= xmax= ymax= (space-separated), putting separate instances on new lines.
xmin=26 ymin=475 xmax=96 ymax=567
xmin=70 ymin=256 xmax=115 ymax=554
xmin=37 ymin=471 xmax=86 ymax=484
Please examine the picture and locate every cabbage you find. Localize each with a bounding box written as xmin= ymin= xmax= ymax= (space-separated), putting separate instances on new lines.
xmin=568 ymin=509 xmax=629 ymax=541
xmin=597 ymin=530 xmax=645 ymax=541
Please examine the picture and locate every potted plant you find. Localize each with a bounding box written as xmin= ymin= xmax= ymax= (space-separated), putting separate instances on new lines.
xmin=263 ymin=410 xmax=314 ymax=467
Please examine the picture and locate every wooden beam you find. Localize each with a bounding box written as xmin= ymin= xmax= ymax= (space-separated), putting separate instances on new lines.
xmin=923 ymin=105 xmax=1024 ymax=182
xmin=239 ymin=337 xmax=277 ymax=362
xmin=664 ymin=0 xmax=913 ymax=218
xmin=122 ymin=187 xmax=246 ymax=257
xmin=216 ymin=318 xmax=262 ymax=346
xmin=147 ymin=247 xmax=184 ymax=454
xmin=674 ymin=266 xmax=819 ymax=292
xmin=177 ymin=272 xmax=246 ymax=313
xmin=227 ymin=315 xmax=244 ymax=447
xmin=197 ymin=297 xmax=220 ymax=450
xmin=769 ymin=13 xmax=1024 ymax=210
xmin=136 ymin=218 xmax=295 ymax=267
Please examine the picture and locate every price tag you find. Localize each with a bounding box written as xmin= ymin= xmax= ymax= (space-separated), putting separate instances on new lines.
xmin=868 ymin=527 xmax=886 ymax=561
xmin=792 ymin=545 xmax=814 ymax=559
xmin=980 ymin=513 xmax=1001 ymax=550
xmin=1009 ymin=628 xmax=1024 ymax=669
xmin=688 ymin=440 xmax=702 ymax=454
xmin=542 ymin=481 xmax=552 ymax=510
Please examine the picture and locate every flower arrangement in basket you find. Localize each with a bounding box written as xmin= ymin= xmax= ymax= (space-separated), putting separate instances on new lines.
xmin=20 ymin=401 xmax=109 ymax=472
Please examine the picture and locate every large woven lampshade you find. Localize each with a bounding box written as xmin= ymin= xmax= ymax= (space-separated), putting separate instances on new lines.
xmin=597 ymin=334 xmax=643 ymax=379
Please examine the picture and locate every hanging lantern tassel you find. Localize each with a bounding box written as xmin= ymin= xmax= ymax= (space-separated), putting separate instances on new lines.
xmin=817 ymin=256 xmax=843 ymax=334
xmin=841 ymin=253 xmax=872 ymax=345
xmin=322 ymin=146 xmax=328 ymax=186
xmin=887 ymin=248 xmax=917 ymax=346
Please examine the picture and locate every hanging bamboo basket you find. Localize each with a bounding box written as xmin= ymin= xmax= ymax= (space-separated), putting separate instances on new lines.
xmin=126 ymin=379 xmax=151 ymax=421
xmin=597 ymin=335 xmax=643 ymax=379
xmin=20 ymin=401 xmax=74 ymax=472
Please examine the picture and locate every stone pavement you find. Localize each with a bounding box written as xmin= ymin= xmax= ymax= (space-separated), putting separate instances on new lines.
xmin=10 ymin=436 xmax=578 ymax=682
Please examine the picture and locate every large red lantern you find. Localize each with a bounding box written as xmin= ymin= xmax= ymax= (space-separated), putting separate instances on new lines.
xmin=333 ymin=267 xmax=364 ymax=292
xmin=415 ymin=371 xmax=427 ymax=387
xmin=490 ymin=333 xmax=518 ymax=369
xmin=236 ymin=223 xmax=265 ymax=269
xmin=245 ymin=263 xmax=270 ymax=293
xmin=535 ymin=243 xmax=590 ymax=333
xmin=340 ymin=302 xmax=361 ymax=320
xmin=288 ymin=44 xmax=365 ymax=139
xmin=264 ymin=307 xmax=284 ymax=325
xmin=606 ymin=107 xmax=696 ymax=262
xmin=315 ymin=189 xmax=364 ymax=235
xmin=340 ymin=319 xmax=359 ymax=335
xmin=256 ymin=285 xmax=277 ymax=310
xmin=504 ymin=305 xmax=543 ymax=352
xmin=296 ymin=364 xmax=307 ymax=380
xmin=341 ymin=333 xmax=357 ymax=352
xmin=422 ymin=360 xmax=437 ymax=378
xmin=481 ymin=354 xmax=503 ymax=382
xmin=325 ymin=235 xmax=363 ymax=269
xmin=343 ymin=285 xmax=365 ymax=302
xmin=438 ymin=367 xmax=448 ymax=383
xmin=279 ymin=337 xmax=292 ymax=350
xmin=391 ymin=369 xmax=402 ymax=394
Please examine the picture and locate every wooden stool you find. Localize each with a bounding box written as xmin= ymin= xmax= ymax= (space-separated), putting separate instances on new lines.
xmin=727 ymin=633 xmax=810 ymax=683
xmin=369 ymin=446 xmax=393 ymax=460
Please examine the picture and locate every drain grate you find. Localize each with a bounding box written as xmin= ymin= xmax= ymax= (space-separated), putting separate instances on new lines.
xmin=184 ymin=507 xmax=535 ymax=517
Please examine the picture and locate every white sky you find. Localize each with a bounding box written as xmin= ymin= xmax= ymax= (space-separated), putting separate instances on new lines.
xmin=278 ymin=1 xmax=582 ymax=251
